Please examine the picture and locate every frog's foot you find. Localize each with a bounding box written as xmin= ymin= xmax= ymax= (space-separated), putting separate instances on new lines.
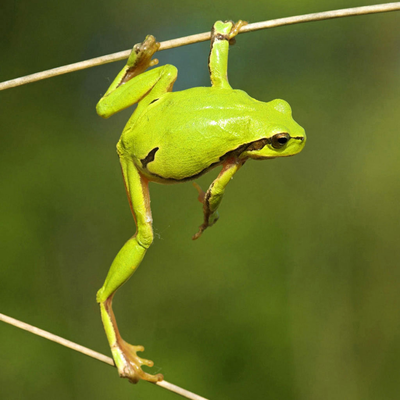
xmin=112 ymin=339 xmax=164 ymax=384
xmin=192 ymin=213 xmax=220 ymax=240
xmin=192 ymin=223 xmax=207 ymax=240
xmin=212 ymin=20 xmax=248 ymax=46
xmin=226 ymin=20 xmax=248 ymax=45
xmin=122 ymin=35 xmax=161 ymax=84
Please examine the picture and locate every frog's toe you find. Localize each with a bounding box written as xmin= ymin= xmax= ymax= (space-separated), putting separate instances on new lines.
xmin=193 ymin=182 xmax=206 ymax=203
xmin=227 ymin=20 xmax=248 ymax=40
xmin=192 ymin=225 xmax=206 ymax=240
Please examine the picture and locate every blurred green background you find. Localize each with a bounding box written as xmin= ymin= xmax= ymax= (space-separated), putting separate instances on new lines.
xmin=1 ymin=1 xmax=399 ymax=399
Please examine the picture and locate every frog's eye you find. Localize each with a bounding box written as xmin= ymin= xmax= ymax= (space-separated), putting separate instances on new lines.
xmin=271 ymin=132 xmax=291 ymax=149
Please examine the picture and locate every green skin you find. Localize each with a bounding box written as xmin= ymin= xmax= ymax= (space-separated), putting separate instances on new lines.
xmin=96 ymin=20 xmax=306 ymax=384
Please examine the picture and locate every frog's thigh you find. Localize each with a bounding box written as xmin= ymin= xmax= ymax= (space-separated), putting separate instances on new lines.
xmin=97 ymin=65 xmax=177 ymax=118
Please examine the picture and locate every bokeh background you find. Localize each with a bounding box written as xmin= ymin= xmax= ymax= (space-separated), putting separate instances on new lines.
xmin=1 ymin=1 xmax=399 ymax=399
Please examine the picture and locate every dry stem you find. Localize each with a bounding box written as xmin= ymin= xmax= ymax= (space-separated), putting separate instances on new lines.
xmin=0 ymin=312 xmax=208 ymax=400
xmin=0 ymin=3 xmax=399 ymax=91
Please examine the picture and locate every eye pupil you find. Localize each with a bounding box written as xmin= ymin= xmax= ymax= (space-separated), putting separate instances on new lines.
xmin=271 ymin=133 xmax=290 ymax=149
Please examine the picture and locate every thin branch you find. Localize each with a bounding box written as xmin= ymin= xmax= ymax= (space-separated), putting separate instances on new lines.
xmin=0 ymin=312 xmax=208 ymax=400
xmin=1 ymin=2 xmax=399 ymax=91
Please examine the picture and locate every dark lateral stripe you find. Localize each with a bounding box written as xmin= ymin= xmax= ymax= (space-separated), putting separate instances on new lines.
xmin=141 ymin=147 xmax=159 ymax=168
xmin=148 ymin=137 xmax=272 ymax=182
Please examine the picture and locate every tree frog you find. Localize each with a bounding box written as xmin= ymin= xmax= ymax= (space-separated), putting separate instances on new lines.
xmin=96 ymin=20 xmax=306 ymax=384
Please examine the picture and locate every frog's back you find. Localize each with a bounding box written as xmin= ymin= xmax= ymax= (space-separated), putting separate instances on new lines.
xmin=120 ymin=87 xmax=263 ymax=182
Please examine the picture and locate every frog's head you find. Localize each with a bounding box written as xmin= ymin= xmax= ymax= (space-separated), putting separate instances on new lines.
xmin=243 ymin=99 xmax=306 ymax=160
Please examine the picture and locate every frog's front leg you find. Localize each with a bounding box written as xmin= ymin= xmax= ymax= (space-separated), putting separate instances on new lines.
xmin=209 ymin=20 xmax=247 ymax=89
xmin=96 ymin=156 xmax=163 ymax=384
xmin=96 ymin=35 xmax=177 ymax=119
xmin=193 ymin=158 xmax=245 ymax=240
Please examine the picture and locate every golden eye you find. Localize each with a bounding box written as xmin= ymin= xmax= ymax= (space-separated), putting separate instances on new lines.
xmin=271 ymin=132 xmax=290 ymax=149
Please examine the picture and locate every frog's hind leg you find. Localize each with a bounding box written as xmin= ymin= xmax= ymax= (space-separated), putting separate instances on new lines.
xmin=96 ymin=156 xmax=163 ymax=384
xmin=208 ymin=20 xmax=247 ymax=89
